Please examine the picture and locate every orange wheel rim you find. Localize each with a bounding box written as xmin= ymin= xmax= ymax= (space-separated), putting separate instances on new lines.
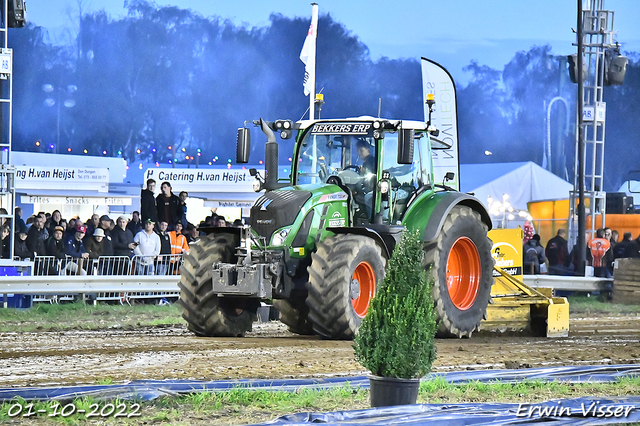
xmin=351 ymin=261 xmax=376 ymax=318
xmin=446 ymin=237 xmax=481 ymax=310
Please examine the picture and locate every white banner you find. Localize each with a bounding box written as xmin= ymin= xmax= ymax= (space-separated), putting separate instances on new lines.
xmin=299 ymin=4 xmax=318 ymax=98
xmin=20 ymin=195 xmax=132 ymax=206
xmin=144 ymin=168 xmax=262 ymax=193
xmin=421 ymin=57 xmax=459 ymax=190
xmin=15 ymin=166 xmax=109 ymax=191
xmin=205 ymin=200 xmax=256 ymax=209
xmin=0 ymin=48 xmax=12 ymax=75
xmin=582 ymin=102 xmax=606 ymax=122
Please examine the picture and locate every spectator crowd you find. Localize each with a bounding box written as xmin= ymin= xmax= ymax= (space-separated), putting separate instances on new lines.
xmin=1 ymin=179 xmax=244 ymax=276
xmin=523 ymin=226 xmax=640 ymax=278
xmin=3 ymin=186 xmax=640 ymax=281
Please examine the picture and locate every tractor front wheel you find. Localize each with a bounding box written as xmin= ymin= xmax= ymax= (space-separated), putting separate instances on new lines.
xmin=424 ymin=205 xmax=494 ymax=338
xmin=178 ymin=233 xmax=258 ymax=337
xmin=306 ymin=234 xmax=386 ymax=340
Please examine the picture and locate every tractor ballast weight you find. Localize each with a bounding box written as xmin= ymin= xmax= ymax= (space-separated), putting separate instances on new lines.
xmin=179 ymin=113 xmax=496 ymax=339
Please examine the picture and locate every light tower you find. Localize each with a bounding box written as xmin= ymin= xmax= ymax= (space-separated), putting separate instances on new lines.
xmin=568 ymin=0 xmax=628 ymax=272
xmin=0 ymin=0 xmax=24 ymax=262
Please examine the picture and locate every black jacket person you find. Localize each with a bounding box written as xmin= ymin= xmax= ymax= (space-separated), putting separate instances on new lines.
xmin=156 ymin=181 xmax=183 ymax=228
xmin=141 ymin=178 xmax=159 ymax=224
xmin=26 ymin=216 xmax=47 ymax=257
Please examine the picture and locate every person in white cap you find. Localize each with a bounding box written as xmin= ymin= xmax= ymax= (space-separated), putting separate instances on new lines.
xmin=85 ymin=228 xmax=106 ymax=258
xmin=84 ymin=228 xmax=110 ymax=274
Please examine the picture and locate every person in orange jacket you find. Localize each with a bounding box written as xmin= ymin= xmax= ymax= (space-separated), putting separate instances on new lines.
xmin=587 ymin=228 xmax=613 ymax=278
xmin=168 ymin=221 xmax=189 ymax=274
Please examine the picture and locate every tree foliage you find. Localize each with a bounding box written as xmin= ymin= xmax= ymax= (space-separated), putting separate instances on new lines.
xmin=353 ymin=230 xmax=437 ymax=379
xmin=7 ymin=1 xmax=639 ymax=190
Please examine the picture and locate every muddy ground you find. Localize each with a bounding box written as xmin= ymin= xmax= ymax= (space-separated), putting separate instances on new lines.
xmin=1 ymin=312 xmax=639 ymax=388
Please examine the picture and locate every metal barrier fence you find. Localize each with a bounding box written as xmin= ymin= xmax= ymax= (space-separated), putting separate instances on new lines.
xmin=28 ymin=254 xmax=184 ymax=277
xmin=22 ymin=254 xmax=184 ymax=305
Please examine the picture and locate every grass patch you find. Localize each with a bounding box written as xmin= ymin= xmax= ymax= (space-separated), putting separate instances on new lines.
xmin=1 ymin=295 xmax=637 ymax=333
xmin=0 ymin=301 xmax=184 ymax=332
xmin=567 ymin=295 xmax=640 ymax=315
xmin=1 ymin=379 xmax=639 ymax=425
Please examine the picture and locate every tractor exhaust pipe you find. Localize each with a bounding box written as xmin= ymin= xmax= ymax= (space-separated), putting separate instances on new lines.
xmin=260 ymin=118 xmax=279 ymax=191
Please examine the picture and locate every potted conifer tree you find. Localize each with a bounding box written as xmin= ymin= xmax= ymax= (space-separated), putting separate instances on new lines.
xmin=353 ymin=229 xmax=438 ymax=407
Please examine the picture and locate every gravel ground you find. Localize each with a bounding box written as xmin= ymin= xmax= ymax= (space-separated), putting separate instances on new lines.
xmin=2 ymin=312 xmax=639 ymax=388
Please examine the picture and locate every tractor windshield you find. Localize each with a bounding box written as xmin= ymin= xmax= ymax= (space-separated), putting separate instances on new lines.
xmin=296 ymin=133 xmax=377 ymax=186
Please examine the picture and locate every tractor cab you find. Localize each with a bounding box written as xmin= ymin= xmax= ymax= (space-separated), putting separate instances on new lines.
xmin=296 ymin=129 xmax=377 ymax=223
xmin=294 ymin=118 xmax=439 ymax=225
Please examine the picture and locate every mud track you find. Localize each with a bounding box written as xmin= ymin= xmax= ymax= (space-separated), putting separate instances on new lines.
xmin=1 ymin=313 xmax=639 ymax=388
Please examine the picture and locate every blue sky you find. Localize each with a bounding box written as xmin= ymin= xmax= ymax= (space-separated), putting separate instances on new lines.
xmin=23 ymin=0 xmax=640 ymax=81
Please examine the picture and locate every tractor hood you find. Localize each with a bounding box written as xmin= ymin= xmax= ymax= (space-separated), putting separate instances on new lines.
xmin=251 ymin=190 xmax=312 ymax=241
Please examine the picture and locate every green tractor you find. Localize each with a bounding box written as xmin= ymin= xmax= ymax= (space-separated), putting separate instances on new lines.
xmin=178 ymin=106 xmax=494 ymax=339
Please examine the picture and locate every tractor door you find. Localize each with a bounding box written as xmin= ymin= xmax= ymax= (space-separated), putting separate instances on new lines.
xmin=381 ymin=132 xmax=431 ymax=223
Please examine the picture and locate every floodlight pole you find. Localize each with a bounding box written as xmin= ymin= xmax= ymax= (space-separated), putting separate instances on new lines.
xmin=576 ymin=0 xmax=586 ymax=275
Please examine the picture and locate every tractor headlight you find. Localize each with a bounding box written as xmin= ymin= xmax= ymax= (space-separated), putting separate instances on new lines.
xmin=275 ymin=119 xmax=293 ymax=130
xmin=271 ymin=228 xmax=291 ymax=246
xmin=253 ymin=178 xmax=262 ymax=192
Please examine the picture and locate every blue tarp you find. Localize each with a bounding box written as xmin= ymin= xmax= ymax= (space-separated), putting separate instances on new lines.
xmin=3 ymin=364 xmax=639 ymax=403
xmin=259 ymin=397 xmax=640 ymax=425
xmin=1 ymin=365 xmax=639 ymax=425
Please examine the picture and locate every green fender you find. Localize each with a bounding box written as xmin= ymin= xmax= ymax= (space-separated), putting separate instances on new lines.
xmin=402 ymin=191 xmax=492 ymax=242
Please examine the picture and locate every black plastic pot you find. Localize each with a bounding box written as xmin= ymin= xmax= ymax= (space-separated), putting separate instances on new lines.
xmin=369 ymin=375 xmax=420 ymax=407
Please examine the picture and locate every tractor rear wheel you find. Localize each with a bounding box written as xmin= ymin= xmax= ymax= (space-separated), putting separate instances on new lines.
xmin=424 ymin=205 xmax=494 ymax=338
xmin=178 ymin=233 xmax=258 ymax=337
xmin=306 ymin=234 xmax=386 ymax=340
xmin=273 ymin=296 xmax=315 ymax=335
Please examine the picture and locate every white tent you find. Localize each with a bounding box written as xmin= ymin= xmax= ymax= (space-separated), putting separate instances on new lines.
xmin=460 ymin=161 xmax=574 ymax=211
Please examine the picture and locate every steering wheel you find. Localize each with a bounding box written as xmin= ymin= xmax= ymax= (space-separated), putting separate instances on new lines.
xmin=342 ymin=165 xmax=360 ymax=173
xmin=326 ymin=175 xmax=342 ymax=186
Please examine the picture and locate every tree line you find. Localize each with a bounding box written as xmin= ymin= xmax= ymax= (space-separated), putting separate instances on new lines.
xmin=7 ymin=0 xmax=638 ymax=191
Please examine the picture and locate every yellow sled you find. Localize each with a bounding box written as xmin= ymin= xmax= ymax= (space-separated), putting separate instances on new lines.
xmin=482 ymin=228 xmax=569 ymax=338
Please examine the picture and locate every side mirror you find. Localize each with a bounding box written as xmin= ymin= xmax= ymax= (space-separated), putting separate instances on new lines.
xmin=397 ymin=128 xmax=414 ymax=165
xmin=236 ymin=128 xmax=251 ymax=164
xmin=444 ymin=172 xmax=455 ymax=182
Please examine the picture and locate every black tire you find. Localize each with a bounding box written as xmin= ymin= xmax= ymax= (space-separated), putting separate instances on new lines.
xmin=306 ymin=234 xmax=386 ymax=340
xmin=424 ymin=205 xmax=494 ymax=338
xmin=178 ymin=233 xmax=258 ymax=337
xmin=273 ymin=296 xmax=315 ymax=335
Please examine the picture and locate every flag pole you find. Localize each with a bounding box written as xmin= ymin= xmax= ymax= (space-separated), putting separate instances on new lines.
xmin=300 ymin=3 xmax=318 ymax=120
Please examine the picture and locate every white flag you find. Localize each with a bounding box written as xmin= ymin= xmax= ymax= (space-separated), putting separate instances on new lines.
xmin=300 ymin=3 xmax=318 ymax=97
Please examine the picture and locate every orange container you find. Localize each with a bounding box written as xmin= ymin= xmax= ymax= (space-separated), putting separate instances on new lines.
xmin=528 ymin=198 xmax=640 ymax=243
xmin=527 ymin=199 xmax=570 ymax=244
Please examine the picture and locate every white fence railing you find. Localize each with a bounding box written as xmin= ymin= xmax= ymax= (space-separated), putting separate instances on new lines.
xmin=1 ymin=254 xmax=184 ymax=306
xmin=26 ymin=254 xmax=184 ymax=277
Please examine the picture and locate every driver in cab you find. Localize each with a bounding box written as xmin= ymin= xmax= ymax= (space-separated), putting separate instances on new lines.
xmin=356 ymin=139 xmax=376 ymax=177
xmin=355 ymin=139 xmax=376 ymax=216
